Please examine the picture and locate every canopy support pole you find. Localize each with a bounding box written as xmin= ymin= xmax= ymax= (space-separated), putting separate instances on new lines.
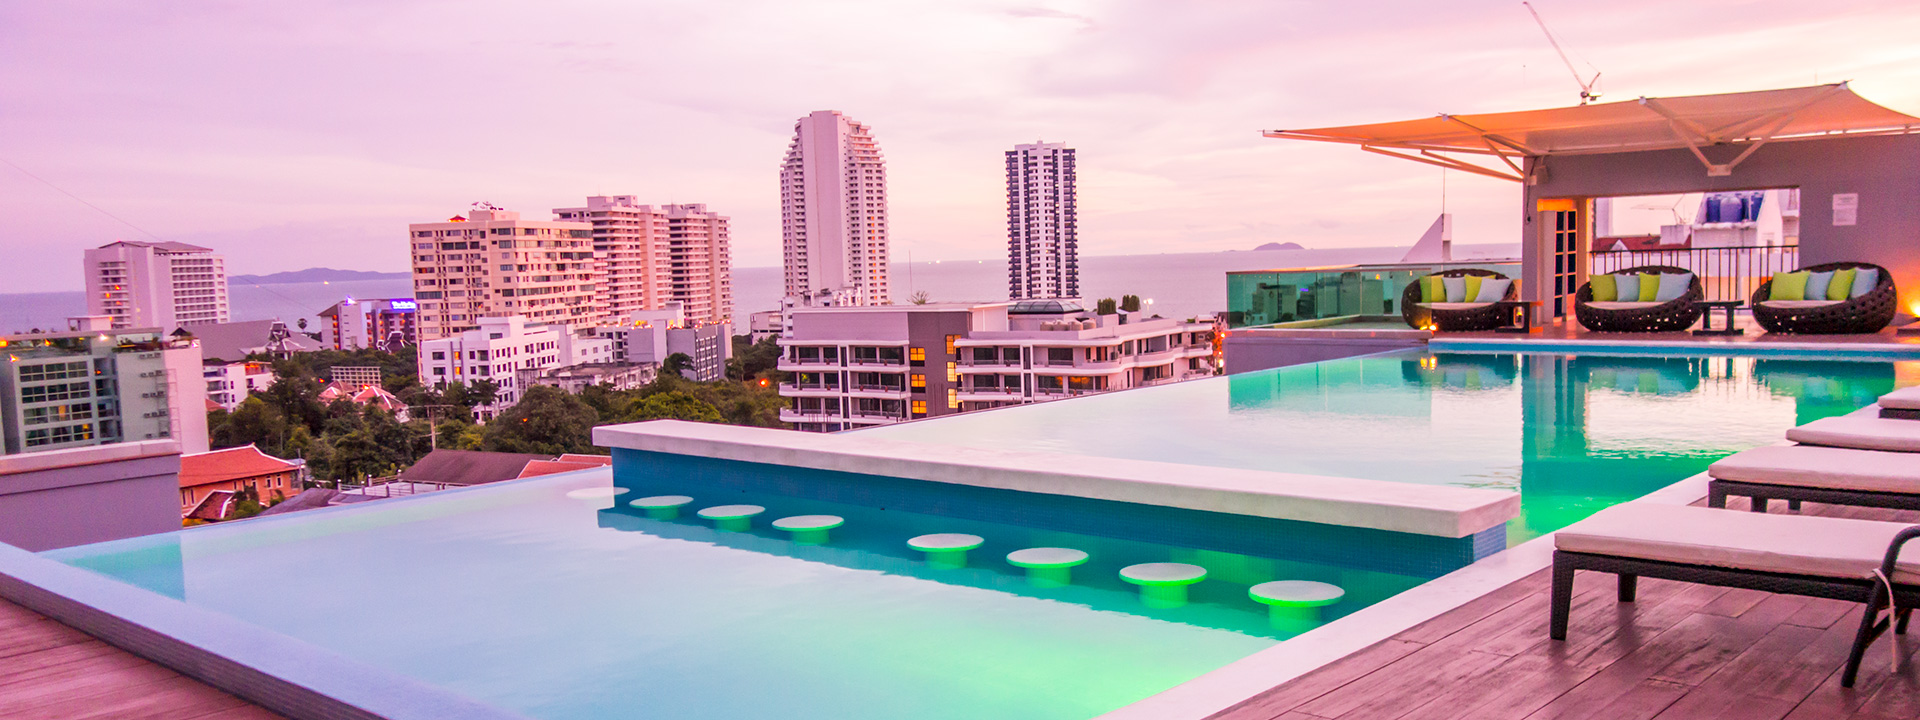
xmin=1360 ymin=146 xmax=1523 ymax=183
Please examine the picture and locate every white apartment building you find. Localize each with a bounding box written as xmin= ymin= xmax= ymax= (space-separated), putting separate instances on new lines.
xmin=203 ymin=361 xmax=274 ymax=411
xmin=781 ymin=111 xmax=890 ymax=307
xmin=552 ymin=197 xmax=735 ymax=326
xmin=1 ymin=316 xmax=210 ymax=455
xmin=417 ymin=315 xmax=613 ymax=420
xmin=1006 ymin=142 xmax=1079 ymax=300
xmin=597 ymin=302 xmax=732 ymax=383
xmin=84 ymin=241 xmax=229 ymax=331
xmin=777 ymin=300 xmax=1217 ymax=432
xmin=408 ymin=208 xmax=598 ymax=342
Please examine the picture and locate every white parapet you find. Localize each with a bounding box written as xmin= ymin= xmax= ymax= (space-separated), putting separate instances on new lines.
xmin=593 ymin=421 xmax=1519 ymax=539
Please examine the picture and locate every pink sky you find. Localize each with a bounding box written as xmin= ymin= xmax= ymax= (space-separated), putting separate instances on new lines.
xmin=3 ymin=0 xmax=1918 ymax=293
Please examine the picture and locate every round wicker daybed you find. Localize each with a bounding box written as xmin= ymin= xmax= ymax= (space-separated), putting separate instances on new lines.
xmin=1400 ymin=268 xmax=1516 ymax=332
xmin=1749 ymin=261 xmax=1897 ymax=334
xmin=1572 ymin=265 xmax=1704 ymax=333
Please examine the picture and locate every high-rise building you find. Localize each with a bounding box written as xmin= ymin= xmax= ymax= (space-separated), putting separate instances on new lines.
xmin=554 ymin=198 xmax=734 ymax=326
xmin=316 ymin=297 xmax=418 ymax=351
xmin=84 ymin=241 xmax=229 ymax=331
xmin=780 ymin=111 xmax=890 ymax=307
xmin=1005 ymin=142 xmax=1078 ymax=300
xmin=408 ymin=207 xmax=598 ymax=342
xmin=0 ymin=316 xmax=210 ymax=455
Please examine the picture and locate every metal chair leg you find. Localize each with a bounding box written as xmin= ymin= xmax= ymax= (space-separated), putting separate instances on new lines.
xmin=1618 ymin=574 xmax=1638 ymax=602
xmin=1550 ymin=557 xmax=1575 ymax=641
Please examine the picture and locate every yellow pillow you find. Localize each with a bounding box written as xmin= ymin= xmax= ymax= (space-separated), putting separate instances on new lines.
xmin=1463 ymin=275 xmax=1484 ymax=303
xmin=1770 ymin=271 xmax=1810 ymax=301
xmin=1637 ymin=273 xmax=1661 ymax=302
xmin=1827 ymin=268 xmax=1857 ymax=300
xmin=1420 ymin=276 xmax=1445 ymax=302
xmin=1589 ymin=274 xmax=1618 ymax=302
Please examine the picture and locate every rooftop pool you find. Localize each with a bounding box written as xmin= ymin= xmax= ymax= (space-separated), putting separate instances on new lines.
xmin=861 ymin=349 xmax=1918 ymax=541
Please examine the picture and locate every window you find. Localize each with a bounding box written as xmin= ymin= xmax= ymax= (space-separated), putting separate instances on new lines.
xmin=947 ymin=388 xmax=959 ymax=409
xmin=911 ymin=400 xmax=927 ymax=416
xmin=910 ymin=373 xmax=926 ymax=389
xmin=946 ymin=362 xmax=958 ymax=382
xmin=945 ymin=335 xmax=959 ymax=354
xmin=908 ymin=347 xmax=925 ymax=364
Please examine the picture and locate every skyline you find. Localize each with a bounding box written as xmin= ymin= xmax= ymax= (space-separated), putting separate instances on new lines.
xmin=2 ymin=1 xmax=1919 ymax=293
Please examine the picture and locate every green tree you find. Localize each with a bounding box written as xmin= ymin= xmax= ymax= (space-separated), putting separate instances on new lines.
xmin=727 ymin=336 xmax=784 ymax=382
xmin=662 ymin=353 xmax=693 ymax=379
xmin=435 ymin=419 xmax=486 ymax=450
xmin=212 ymin=396 xmax=287 ymax=452
xmin=1120 ymin=295 xmax=1142 ymax=312
xmin=482 ymin=386 xmax=600 ymax=455
xmin=1096 ymin=298 xmax=1118 ymax=315
xmin=620 ymin=391 xmax=725 ymax=423
xmin=909 ymin=290 xmax=931 ymax=305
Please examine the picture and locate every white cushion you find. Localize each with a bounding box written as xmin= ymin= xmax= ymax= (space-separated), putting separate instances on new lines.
xmin=1584 ymin=301 xmax=1664 ymax=310
xmin=1710 ymin=445 xmax=1920 ymax=494
xmin=1442 ymin=276 xmax=1467 ymax=303
xmin=1852 ymin=268 xmax=1880 ymax=298
xmin=1556 ymin=503 xmax=1920 ymax=584
xmin=1653 ymin=273 xmax=1693 ymax=302
xmin=1473 ymin=278 xmax=1512 ymax=303
xmin=1418 ymin=302 xmax=1495 ymax=310
xmin=1787 ymin=416 xmax=1920 ymax=452
xmin=1758 ymin=299 xmax=1844 ymax=309
xmin=1614 ymin=273 xmax=1642 ymax=302
xmin=1805 ymin=271 xmax=1834 ymax=302
xmin=1881 ymin=386 xmax=1920 ymax=411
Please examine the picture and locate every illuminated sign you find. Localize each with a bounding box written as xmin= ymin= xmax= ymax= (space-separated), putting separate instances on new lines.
xmin=389 ymin=300 xmax=418 ymax=311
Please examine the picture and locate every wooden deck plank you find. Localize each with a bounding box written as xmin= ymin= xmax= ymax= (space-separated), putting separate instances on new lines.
xmin=1204 ymin=639 xmax=1424 ymax=719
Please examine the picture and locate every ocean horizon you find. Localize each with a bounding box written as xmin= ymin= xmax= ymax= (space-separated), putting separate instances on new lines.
xmin=3 ymin=244 xmax=1517 ymax=335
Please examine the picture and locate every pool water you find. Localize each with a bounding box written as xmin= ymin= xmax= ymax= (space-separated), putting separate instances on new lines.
xmin=863 ymin=351 xmax=1918 ymax=541
xmin=48 ymin=470 xmax=1424 ymax=720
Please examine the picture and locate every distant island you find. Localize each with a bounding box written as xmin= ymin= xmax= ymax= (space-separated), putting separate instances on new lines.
xmin=230 ymin=268 xmax=411 ymax=285
xmin=1252 ymin=242 xmax=1306 ymax=251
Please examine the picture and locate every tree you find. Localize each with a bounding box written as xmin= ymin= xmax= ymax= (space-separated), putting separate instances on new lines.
xmin=468 ymin=379 xmax=499 ymax=409
xmin=1096 ymin=298 xmax=1118 ymax=315
xmin=482 ymin=386 xmax=600 ymax=455
xmin=662 ymin=353 xmax=693 ymax=379
xmin=727 ymin=336 xmax=783 ymax=382
xmin=212 ymin=396 xmax=287 ymax=453
xmin=620 ymin=391 xmax=724 ymax=423
xmin=1120 ymin=295 xmax=1142 ymax=312
xmin=909 ymin=290 xmax=931 ymax=305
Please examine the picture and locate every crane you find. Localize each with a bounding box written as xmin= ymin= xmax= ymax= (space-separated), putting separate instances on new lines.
xmin=1523 ymin=2 xmax=1601 ymax=104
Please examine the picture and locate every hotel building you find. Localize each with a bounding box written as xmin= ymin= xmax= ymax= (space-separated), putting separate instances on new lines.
xmin=408 ymin=208 xmax=598 ymax=342
xmin=777 ymin=300 xmax=1217 ymax=431
xmin=1006 ymin=142 xmax=1079 ymax=300
xmin=553 ymin=197 xmax=735 ymax=326
xmin=0 ymin=316 xmax=210 ymax=455
xmin=781 ymin=111 xmax=890 ymax=307
xmin=83 ymin=241 xmax=229 ymax=331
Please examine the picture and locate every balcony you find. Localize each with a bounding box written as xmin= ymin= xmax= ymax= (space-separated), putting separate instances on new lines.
xmin=779 ymin=382 xmax=842 ymax=396
xmin=845 ymin=410 xmax=908 ymax=424
xmin=778 ymin=408 xmax=842 ymax=424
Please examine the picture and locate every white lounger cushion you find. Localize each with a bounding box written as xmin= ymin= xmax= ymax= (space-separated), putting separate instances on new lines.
xmin=1418 ymin=302 xmax=1495 ymax=310
xmin=1787 ymin=416 xmax=1920 ymax=452
xmin=1584 ymin=301 xmax=1665 ymax=310
xmin=1881 ymin=386 xmax=1920 ymax=411
xmin=1757 ymin=300 xmax=1844 ymax=309
xmin=1557 ymin=503 xmax=1920 ymax=584
xmin=1709 ymin=445 xmax=1920 ymax=494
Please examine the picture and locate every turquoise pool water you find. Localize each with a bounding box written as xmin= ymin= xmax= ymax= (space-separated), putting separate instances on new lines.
xmin=47 ymin=470 xmax=1426 ymax=720
xmin=864 ymin=351 xmax=1918 ymax=541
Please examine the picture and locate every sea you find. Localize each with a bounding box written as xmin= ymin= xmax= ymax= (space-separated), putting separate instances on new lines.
xmin=4 ymin=244 xmax=1517 ymax=334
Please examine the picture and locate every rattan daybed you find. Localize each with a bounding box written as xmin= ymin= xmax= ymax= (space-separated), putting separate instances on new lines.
xmin=1750 ymin=262 xmax=1897 ymax=334
xmin=1400 ymin=268 xmax=1515 ymax=332
xmin=1572 ymin=265 xmax=1704 ymax=333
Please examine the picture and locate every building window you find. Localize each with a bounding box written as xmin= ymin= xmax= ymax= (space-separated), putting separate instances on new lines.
xmin=911 ymin=400 xmax=927 ymax=416
xmin=910 ymin=373 xmax=926 ymax=389
xmin=908 ymin=347 xmax=926 ymax=364
xmin=947 ymin=388 xmax=959 ymax=409
xmin=946 ymin=361 xmax=958 ymax=382
xmin=945 ymin=335 xmax=959 ymax=354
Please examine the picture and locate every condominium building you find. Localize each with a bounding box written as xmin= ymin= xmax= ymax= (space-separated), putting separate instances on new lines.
xmin=316 ymin=297 xmax=418 ymax=351
xmin=84 ymin=241 xmax=229 ymax=331
xmin=598 ymin=302 xmax=732 ymax=382
xmin=408 ymin=208 xmax=598 ymax=342
xmin=417 ymin=315 xmax=614 ymax=420
xmin=203 ymin=361 xmax=274 ymax=411
xmin=777 ymin=300 xmax=1216 ymax=432
xmin=553 ymin=197 xmax=735 ymax=326
xmin=780 ymin=111 xmax=890 ymax=307
xmin=1006 ymin=142 xmax=1079 ymax=300
xmin=0 ymin=316 xmax=210 ymax=455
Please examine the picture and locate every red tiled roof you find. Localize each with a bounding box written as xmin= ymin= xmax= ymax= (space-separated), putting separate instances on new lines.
xmin=516 ymin=460 xmax=604 ymax=479
xmin=555 ymin=454 xmax=612 ymax=466
xmin=180 ymin=445 xmax=301 ymax=489
xmin=186 ymin=490 xmax=237 ymax=521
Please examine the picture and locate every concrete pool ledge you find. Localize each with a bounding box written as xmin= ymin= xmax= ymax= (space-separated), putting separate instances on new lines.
xmin=595 ymin=421 xmax=1520 ymax=539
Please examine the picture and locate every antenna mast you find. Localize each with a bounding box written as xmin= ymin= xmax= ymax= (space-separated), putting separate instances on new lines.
xmin=1522 ymin=2 xmax=1601 ymax=104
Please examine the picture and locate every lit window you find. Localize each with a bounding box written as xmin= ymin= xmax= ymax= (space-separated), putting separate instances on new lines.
xmin=911 ymin=400 xmax=927 ymax=416
xmin=909 ymin=347 xmax=925 ymax=362
xmin=947 ymin=389 xmax=958 ymax=409
xmin=945 ymin=335 xmax=958 ymax=354
xmin=945 ymin=362 xmax=957 ymax=382
xmin=910 ymin=374 xmax=926 ymax=388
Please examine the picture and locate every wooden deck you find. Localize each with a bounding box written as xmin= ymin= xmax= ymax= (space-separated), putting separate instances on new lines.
xmin=0 ymin=598 xmax=281 ymax=720
xmin=1211 ymin=500 xmax=1920 ymax=720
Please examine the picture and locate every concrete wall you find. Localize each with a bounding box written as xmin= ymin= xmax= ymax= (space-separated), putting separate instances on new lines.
xmin=1522 ymin=133 xmax=1920 ymax=316
xmin=0 ymin=440 xmax=182 ymax=552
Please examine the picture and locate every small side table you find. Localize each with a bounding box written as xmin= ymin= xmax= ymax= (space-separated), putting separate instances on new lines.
xmin=1694 ymin=301 xmax=1744 ymax=336
xmin=1491 ymin=301 xmax=1539 ymax=334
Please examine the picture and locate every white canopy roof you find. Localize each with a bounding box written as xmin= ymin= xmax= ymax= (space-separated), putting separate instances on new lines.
xmin=1265 ymin=84 xmax=1920 ymax=181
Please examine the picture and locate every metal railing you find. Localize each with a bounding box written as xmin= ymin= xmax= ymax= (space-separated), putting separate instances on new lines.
xmin=1589 ymin=245 xmax=1798 ymax=302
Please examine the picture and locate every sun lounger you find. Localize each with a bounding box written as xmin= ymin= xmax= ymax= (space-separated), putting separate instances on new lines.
xmin=1786 ymin=415 xmax=1920 ymax=452
xmin=1881 ymin=386 xmax=1920 ymax=420
xmin=1551 ymin=503 xmax=1920 ymax=687
xmin=1709 ymin=445 xmax=1920 ymax=512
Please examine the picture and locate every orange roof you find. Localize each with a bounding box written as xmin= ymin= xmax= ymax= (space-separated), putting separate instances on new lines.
xmin=516 ymin=460 xmax=605 ymax=479
xmin=180 ymin=445 xmax=301 ymax=489
xmin=555 ymin=454 xmax=612 ymax=466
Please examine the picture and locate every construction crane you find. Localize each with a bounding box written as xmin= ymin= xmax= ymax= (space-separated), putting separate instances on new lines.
xmin=1523 ymin=1 xmax=1601 ymax=104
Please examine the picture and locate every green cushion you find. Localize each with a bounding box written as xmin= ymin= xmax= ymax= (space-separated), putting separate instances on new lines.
xmin=1420 ymin=276 xmax=1445 ymax=303
xmin=1770 ymin=271 xmax=1811 ymax=301
xmin=1589 ymin=274 xmax=1618 ymax=302
xmin=1637 ymin=273 xmax=1661 ymax=302
xmin=1827 ymin=268 xmax=1857 ymax=301
xmin=1463 ymin=275 xmax=1484 ymax=302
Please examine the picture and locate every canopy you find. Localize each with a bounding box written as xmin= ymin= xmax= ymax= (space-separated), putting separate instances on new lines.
xmin=1266 ymin=84 xmax=1920 ymax=181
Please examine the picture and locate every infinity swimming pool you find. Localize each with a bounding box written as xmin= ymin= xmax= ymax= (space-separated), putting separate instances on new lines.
xmin=863 ymin=350 xmax=1918 ymax=540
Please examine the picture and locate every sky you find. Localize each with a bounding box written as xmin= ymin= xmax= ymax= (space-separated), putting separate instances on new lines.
xmin=3 ymin=0 xmax=1919 ymax=293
